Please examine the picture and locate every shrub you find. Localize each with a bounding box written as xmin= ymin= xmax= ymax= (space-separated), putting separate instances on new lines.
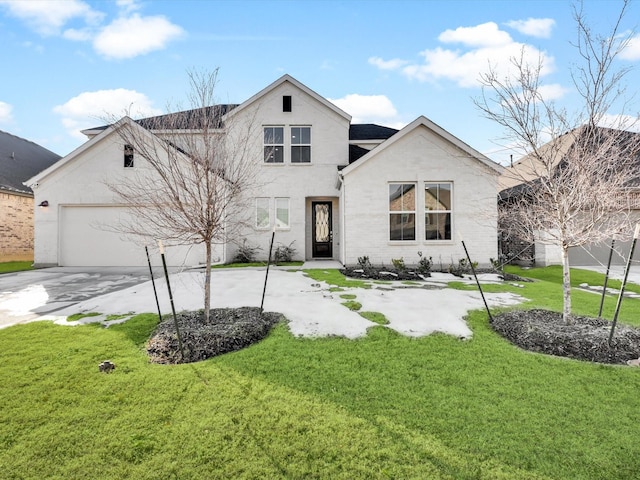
xmin=417 ymin=251 xmax=433 ymax=275
xmin=391 ymin=257 xmax=406 ymax=272
xmin=274 ymin=241 xmax=296 ymax=263
xmin=233 ymin=239 xmax=261 ymax=263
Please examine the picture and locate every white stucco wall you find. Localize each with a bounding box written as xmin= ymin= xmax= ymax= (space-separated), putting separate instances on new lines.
xmin=225 ymin=80 xmax=350 ymax=262
xmin=341 ymin=125 xmax=499 ymax=268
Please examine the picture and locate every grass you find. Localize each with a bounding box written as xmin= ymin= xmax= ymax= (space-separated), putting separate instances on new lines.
xmin=0 ymin=261 xmax=32 ymax=274
xmin=2 ymin=266 xmax=640 ymax=478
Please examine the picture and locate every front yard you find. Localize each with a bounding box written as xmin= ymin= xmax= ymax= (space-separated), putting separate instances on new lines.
xmin=1 ymin=266 xmax=639 ymax=479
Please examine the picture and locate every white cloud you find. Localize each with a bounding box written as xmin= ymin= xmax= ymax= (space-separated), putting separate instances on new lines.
xmin=404 ymin=42 xmax=554 ymax=88
xmin=368 ymin=56 xmax=409 ymax=70
xmin=328 ymin=94 xmax=398 ymax=124
xmin=0 ymin=0 xmax=102 ymax=36
xmin=93 ymin=13 xmax=184 ymax=59
xmin=597 ymin=113 xmax=640 ymax=132
xmin=0 ymin=101 xmax=13 ymax=123
xmin=537 ymin=83 xmax=569 ymax=101
xmin=620 ymin=35 xmax=640 ymax=61
xmin=370 ymin=22 xmax=556 ymax=89
xmin=505 ymin=18 xmax=555 ymax=38
xmin=53 ymin=89 xmax=162 ymax=139
xmin=438 ymin=22 xmax=512 ymax=48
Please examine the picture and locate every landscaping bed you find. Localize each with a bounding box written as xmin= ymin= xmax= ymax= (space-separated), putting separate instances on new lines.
xmin=147 ymin=307 xmax=282 ymax=364
xmin=491 ymin=309 xmax=640 ymax=364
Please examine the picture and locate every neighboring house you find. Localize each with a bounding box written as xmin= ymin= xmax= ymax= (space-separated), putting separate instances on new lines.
xmin=27 ymin=75 xmax=503 ymax=268
xmin=498 ymin=127 xmax=640 ymax=266
xmin=0 ymin=131 xmax=61 ymax=262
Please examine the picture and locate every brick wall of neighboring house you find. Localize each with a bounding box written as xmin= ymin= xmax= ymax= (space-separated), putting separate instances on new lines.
xmin=0 ymin=191 xmax=34 ymax=262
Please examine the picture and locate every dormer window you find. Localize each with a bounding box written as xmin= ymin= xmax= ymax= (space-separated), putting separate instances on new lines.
xmin=124 ymin=144 xmax=134 ymax=168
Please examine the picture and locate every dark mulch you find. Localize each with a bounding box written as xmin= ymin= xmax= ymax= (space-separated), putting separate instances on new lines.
xmin=147 ymin=307 xmax=283 ymax=364
xmin=491 ymin=309 xmax=640 ymax=364
xmin=340 ymin=266 xmax=530 ymax=282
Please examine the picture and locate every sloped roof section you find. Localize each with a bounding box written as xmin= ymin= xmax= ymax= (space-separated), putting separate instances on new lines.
xmin=0 ymin=130 xmax=61 ymax=195
xmin=83 ymin=104 xmax=239 ymax=136
xmin=349 ymin=124 xmax=398 ymax=141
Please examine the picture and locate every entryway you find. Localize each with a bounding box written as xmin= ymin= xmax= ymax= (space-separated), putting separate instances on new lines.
xmin=312 ymin=201 xmax=333 ymax=258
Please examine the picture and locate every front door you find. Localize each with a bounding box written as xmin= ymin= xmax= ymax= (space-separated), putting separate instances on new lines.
xmin=312 ymin=201 xmax=332 ymax=258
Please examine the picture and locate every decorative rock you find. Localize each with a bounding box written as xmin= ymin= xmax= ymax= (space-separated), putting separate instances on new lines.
xmin=627 ymin=357 xmax=640 ymax=366
xmin=98 ymin=360 xmax=116 ymax=373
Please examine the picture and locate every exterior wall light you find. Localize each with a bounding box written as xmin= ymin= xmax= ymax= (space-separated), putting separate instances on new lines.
xmin=38 ymin=200 xmax=49 ymax=207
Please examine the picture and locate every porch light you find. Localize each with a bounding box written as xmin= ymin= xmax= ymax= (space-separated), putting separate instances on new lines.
xmin=38 ymin=200 xmax=49 ymax=208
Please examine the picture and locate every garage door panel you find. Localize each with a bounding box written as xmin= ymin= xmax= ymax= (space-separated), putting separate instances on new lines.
xmin=59 ymin=206 xmax=208 ymax=267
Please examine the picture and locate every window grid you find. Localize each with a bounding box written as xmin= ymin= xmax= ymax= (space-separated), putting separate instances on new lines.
xmin=425 ymin=183 xmax=452 ymax=241
xmin=290 ymin=126 xmax=311 ymax=163
xmin=264 ymin=127 xmax=284 ymax=163
xmin=389 ymin=183 xmax=416 ymax=241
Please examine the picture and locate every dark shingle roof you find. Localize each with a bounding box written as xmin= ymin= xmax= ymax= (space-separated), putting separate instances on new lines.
xmin=349 ymin=123 xmax=398 ymax=141
xmin=84 ymin=105 xmax=240 ymax=133
xmin=348 ymin=144 xmax=371 ymax=164
xmin=0 ymin=130 xmax=61 ymax=195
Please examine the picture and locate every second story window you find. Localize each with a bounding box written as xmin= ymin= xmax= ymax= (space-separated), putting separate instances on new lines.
xmin=264 ymin=127 xmax=284 ymax=163
xmin=291 ymin=127 xmax=311 ymax=163
xmin=124 ymin=144 xmax=134 ymax=168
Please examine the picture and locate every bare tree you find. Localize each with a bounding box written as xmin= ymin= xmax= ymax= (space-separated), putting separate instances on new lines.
xmin=107 ymin=69 xmax=259 ymax=322
xmin=477 ymin=1 xmax=640 ymax=323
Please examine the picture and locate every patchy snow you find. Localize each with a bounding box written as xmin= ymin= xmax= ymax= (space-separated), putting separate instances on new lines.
xmin=26 ymin=268 xmax=524 ymax=339
xmin=0 ymin=285 xmax=49 ymax=328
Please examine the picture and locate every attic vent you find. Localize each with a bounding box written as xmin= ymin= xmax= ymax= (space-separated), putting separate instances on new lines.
xmin=283 ymin=95 xmax=292 ymax=112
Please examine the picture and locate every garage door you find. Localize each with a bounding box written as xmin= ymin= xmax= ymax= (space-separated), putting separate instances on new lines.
xmin=59 ymin=206 xmax=207 ymax=267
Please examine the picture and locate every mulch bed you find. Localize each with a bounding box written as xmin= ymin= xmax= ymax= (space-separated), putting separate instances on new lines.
xmin=147 ymin=307 xmax=282 ymax=364
xmin=491 ymin=309 xmax=640 ymax=364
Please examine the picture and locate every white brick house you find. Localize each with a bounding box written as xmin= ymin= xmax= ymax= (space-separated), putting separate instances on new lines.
xmin=27 ymin=75 xmax=503 ymax=268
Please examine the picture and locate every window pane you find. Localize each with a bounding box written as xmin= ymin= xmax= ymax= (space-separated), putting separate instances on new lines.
xmin=425 ymin=183 xmax=451 ymax=211
xmin=291 ymin=146 xmax=310 ymax=163
xmin=390 ymin=213 xmax=415 ymax=241
xmin=264 ymin=146 xmax=283 ymax=163
xmin=425 ymin=213 xmax=451 ymax=240
xmin=264 ymin=127 xmax=283 ymax=144
xmin=300 ymin=127 xmax=310 ymax=144
xmin=291 ymin=127 xmax=301 ymax=145
xmin=256 ymin=198 xmax=269 ymax=228
xmin=276 ymin=198 xmax=289 ymax=228
xmin=389 ymin=184 xmax=415 ymax=211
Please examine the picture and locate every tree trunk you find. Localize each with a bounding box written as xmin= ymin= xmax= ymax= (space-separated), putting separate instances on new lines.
xmin=204 ymin=241 xmax=212 ymax=323
xmin=562 ymin=244 xmax=572 ymax=324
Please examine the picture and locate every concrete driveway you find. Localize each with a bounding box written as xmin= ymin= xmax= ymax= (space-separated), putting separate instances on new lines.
xmin=0 ymin=267 xmax=164 ymax=328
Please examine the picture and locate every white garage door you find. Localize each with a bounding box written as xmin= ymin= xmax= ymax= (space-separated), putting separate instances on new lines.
xmin=59 ymin=206 xmax=207 ymax=267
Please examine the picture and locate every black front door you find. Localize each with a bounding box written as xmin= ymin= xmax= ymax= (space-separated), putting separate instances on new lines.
xmin=312 ymin=201 xmax=332 ymax=258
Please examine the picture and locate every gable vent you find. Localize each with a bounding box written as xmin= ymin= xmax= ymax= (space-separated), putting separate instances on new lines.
xmin=283 ymin=95 xmax=292 ymax=112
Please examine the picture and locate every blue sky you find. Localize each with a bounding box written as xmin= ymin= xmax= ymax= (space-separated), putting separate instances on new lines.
xmin=1 ymin=0 xmax=639 ymax=164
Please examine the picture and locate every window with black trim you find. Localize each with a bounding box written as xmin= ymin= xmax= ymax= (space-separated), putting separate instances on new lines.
xmin=264 ymin=127 xmax=284 ymax=163
xmin=291 ymin=126 xmax=311 ymax=163
xmin=124 ymin=144 xmax=134 ymax=168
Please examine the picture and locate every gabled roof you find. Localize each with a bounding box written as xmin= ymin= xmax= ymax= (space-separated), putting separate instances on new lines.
xmin=224 ymin=74 xmax=351 ymax=122
xmin=27 ymin=117 xmax=149 ymax=187
xmin=341 ymin=116 xmax=503 ymax=176
xmin=0 ymin=130 xmax=61 ymax=195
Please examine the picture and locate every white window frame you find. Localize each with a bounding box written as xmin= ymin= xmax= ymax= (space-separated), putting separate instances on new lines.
xmin=424 ymin=182 xmax=453 ymax=241
xmin=264 ymin=126 xmax=284 ymax=163
xmin=290 ymin=126 xmax=311 ymax=163
xmin=388 ymin=183 xmax=417 ymax=242
xmin=275 ymin=197 xmax=290 ymax=229
xmin=256 ymin=197 xmax=270 ymax=229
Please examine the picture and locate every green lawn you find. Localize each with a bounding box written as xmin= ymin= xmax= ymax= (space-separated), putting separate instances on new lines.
xmin=1 ymin=266 xmax=640 ymax=479
xmin=0 ymin=261 xmax=32 ymax=274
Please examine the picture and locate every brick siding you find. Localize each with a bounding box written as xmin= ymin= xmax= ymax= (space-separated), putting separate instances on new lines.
xmin=0 ymin=192 xmax=34 ymax=262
